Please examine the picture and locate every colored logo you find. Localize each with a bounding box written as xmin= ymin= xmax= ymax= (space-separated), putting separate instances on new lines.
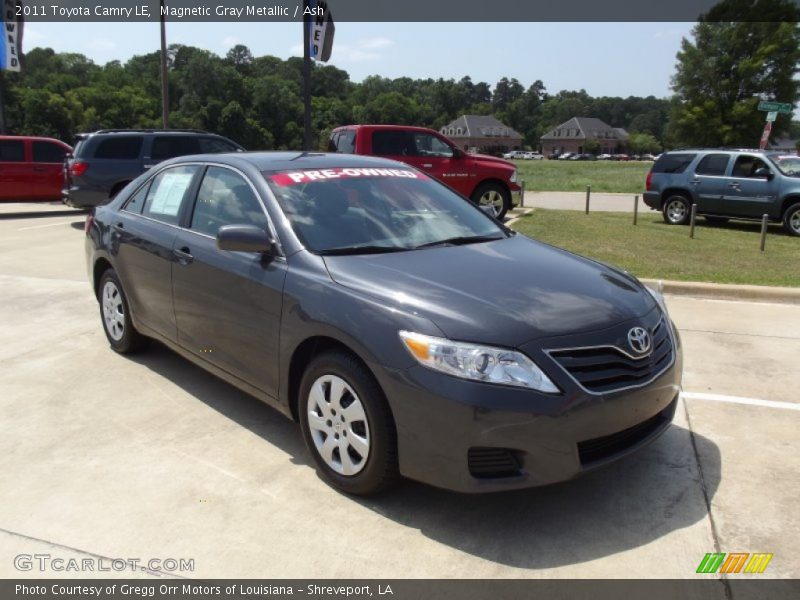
xmin=696 ymin=553 xmax=773 ymax=574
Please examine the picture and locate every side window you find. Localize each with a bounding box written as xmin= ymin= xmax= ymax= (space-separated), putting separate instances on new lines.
xmin=150 ymin=136 xmax=203 ymax=160
xmin=142 ymin=166 xmax=198 ymax=225
xmin=0 ymin=140 xmax=25 ymax=161
xmin=337 ymin=131 xmax=356 ymax=154
xmin=190 ymin=167 xmax=267 ymax=237
xmin=32 ymin=142 xmax=68 ymax=163
xmin=93 ymin=137 xmax=143 ymax=159
xmin=412 ymin=133 xmax=454 ymax=158
xmin=123 ymin=181 xmax=151 ymax=215
xmin=732 ymin=156 xmax=770 ymax=178
xmin=372 ymin=130 xmax=411 ymax=156
xmin=198 ymin=137 xmax=240 ymax=153
xmin=695 ymin=154 xmax=729 ymax=176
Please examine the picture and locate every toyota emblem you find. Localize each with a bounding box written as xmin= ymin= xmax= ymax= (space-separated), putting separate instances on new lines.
xmin=627 ymin=327 xmax=651 ymax=355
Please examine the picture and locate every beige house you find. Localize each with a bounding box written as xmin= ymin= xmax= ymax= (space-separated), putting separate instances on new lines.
xmin=540 ymin=117 xmax=628 ymax=155
xmin=440 ymin=115 xmax=523 ymax=154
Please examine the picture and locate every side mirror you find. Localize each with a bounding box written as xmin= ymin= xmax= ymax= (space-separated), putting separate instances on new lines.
xmin=754 ymin=167 xmax=774 ymax=180
xmin=217 ymin=224 xmax=275 ymax=254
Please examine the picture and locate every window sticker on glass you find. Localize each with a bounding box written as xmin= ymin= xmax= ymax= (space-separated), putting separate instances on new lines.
xmin=269 ymin=167 xmax=428 ymax=186
xmin=148 ymin=172 xmax=194 ymax=216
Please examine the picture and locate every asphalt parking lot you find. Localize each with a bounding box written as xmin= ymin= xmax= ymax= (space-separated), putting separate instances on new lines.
xmin=0 ymin=204 xmax=798 ymax=585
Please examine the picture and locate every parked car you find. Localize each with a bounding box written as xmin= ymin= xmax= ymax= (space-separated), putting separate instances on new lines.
xmin=640 ymin=153 xmax=656 ymax=161
xmin=503 ymin=150 xmax=527 ymax=160
xmin=644 ymin=149 xmax=800 ymax=236
xmin=85 ymin=151 xmax=683 ymax=495
xmin=547 ymin=152 xmax=562 ymax=160
xmin=63 ymin=129 xmax=244 ymax=209
xmin=597 ymin=154 xmax=613 ymax=161
xmin=0 ymin=135 xmax=72 ymax=201
xmin=329 ymin=125 xmax=520 ymax=219
xmin=523 ymin=152 xmax=544 ymax=160
xmin=613 ymin=154 xmax=631 ymax=161
xmin=558 ymin=153 xmax=574 ymax=160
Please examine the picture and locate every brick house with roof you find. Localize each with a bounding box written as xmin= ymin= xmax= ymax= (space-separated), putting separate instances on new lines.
xmin=440 ymin=115 xmax=524 ymax=154
xmin=539 ymin=117 xmax=629 ymax=155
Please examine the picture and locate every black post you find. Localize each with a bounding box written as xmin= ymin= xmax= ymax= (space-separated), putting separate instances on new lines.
xmin=0 ymin=72 xmax=6 ymax=135
xmin=302 ymin=0 xmax=312 ymax=151
xmin=159 ymin=0 xmax=169 ymax=129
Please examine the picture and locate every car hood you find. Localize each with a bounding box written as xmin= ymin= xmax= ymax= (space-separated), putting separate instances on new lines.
xmin=469 ymin=153 xmax=515 ymax=168
xmin=323 ymin=235 xmax=656 ymax=348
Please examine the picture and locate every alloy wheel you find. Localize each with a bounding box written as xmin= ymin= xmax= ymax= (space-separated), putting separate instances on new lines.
xmin=666 ymin=199 xmax=687 ymax=224
xmin=479 ymin=190 xmax=504 ymax=217
xmin=102 ymin=281 xmax=125 ymax=341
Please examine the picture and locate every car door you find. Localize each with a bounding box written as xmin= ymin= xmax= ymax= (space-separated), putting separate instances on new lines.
xmin=723 ymin=155 xmax=780 ymax=217
xmin=111 ymin=165 xmax=201 ymax=342
xmin=689 ymin=153 xmax=731 ymax=213
xmin=171 ymin=165 xmax=287 ymax=397
xmin=31 ymin=140 xmax=70 ymax=200
xmin=0 ymin=138 xmax=31 ymax=200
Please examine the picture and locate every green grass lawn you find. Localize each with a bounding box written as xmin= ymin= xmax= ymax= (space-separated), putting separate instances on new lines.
xmin=510 ymin=210 xmax=800 ymax=287
xmin=513 ymin=160 xmax=651 ymax=193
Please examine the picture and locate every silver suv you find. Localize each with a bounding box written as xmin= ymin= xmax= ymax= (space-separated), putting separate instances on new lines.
xmin=643 ymin=149 xmax=800 ymax=236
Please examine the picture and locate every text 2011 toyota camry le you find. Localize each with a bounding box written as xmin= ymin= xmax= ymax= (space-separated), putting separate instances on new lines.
xmin=85 ymin=152 xmax=683 ymax=495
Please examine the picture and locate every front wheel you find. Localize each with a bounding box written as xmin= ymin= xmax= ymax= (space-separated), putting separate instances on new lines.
xmin=662 ymin=194 xmax=691 ymax=225
xmin=783 ymin=202 xmax=800 ymax=237
xmin=299 ymin=351 xmax=398 ymax=495
xmin=471 ymin=182 xmax=511 ymax=220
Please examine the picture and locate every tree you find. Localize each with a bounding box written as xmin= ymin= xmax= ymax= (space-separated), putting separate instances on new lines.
xmin=628 ymin=132 xmax=662 ymax=154
xmin=667 ymin=0 xmax=800 ymax=147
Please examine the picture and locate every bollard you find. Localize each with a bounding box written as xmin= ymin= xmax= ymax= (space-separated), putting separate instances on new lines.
xmin=520 ymin=180 xmax=525 ymax=208
xmin=689 ymin=204 xmax=697 ymax=238
xmin=585 ymin=185 xmax=591 ymax=214
xmin=633 ymin=195 xmax=639 ymax=225
xmin=760 ymin=214 xmax=768 ymax=252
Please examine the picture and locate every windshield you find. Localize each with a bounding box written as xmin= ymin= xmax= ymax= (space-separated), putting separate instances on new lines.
xmin=264 ymin=167 xmax=507 ymax=254
xmin=769 ymin=155 xmax=800 ymax=177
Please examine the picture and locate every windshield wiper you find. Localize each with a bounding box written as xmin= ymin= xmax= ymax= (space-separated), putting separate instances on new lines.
xmin=318 ymin=245 xmax=411 ymax=256
xmin=413 ymin=234 xmax=506 ymax=249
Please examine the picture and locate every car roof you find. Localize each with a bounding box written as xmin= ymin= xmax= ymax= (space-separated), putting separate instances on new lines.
xmin=76 ymin=129 xmax=214 ymax=138
xmin=332 ymin=124 xmax=441 ymax=134
xmin=665 ymin=148 xmax=768 ymax=154
xmin=169 ymin=151 xmax=416 ymax=171
xmin=0 ymin=135 xmax=69 ymax=145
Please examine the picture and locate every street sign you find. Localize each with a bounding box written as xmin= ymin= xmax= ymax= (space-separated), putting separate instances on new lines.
xmin=766 ymin=111 xmax=778 ymax=122
xmin=757 ymin=101 xmax=792 ymax=114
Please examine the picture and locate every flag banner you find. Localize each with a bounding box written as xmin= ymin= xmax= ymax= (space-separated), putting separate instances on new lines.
xmin=308 ymin=0 xmax=334 ymax=62
xmin=1 ymin=0 xmax=23 ymax=71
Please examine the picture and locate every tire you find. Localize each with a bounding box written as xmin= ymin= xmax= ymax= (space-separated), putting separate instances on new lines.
xmin=704 ymin=216 xmax=729 ymax=226
xmin=98 ymin=269 xmax=148 ymax=354
xmin=783 ymin=202 xmax=800 ymax=237
xmin=299 ymin=350 xmax=399 ymax=495
xmin=471 ymin=182 xmax=511 ymax=220
xmin=662 ymin=194 xmax=691 ymax=225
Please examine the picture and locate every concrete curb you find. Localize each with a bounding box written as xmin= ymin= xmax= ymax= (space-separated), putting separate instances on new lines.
xmin=641 ymin=278 xmax=800 ymax=304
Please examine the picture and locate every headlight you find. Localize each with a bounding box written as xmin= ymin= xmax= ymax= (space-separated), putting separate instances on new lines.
xmin=510 ymin=169 xmax=518 ymax=183
xmin=644 ymin=282 xmax=669 ymax=315
xmin=399 ymin=331 xmax=559 ymax=393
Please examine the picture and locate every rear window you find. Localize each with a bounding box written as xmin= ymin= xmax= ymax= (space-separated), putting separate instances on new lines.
xmin=653 ymin=153 xmax=696 ymax=174
xmin=94 ymin=137 xmax=143 ymax=160
xmin=150 ymin=136 xmax=203 ymax=160
xmin=329 ymin=130 xmax=356 ymax=154
xmin=33 ymin=141 xmax=68 ymax=163
xmin=0 ymin=140 xmax=25 ymax=162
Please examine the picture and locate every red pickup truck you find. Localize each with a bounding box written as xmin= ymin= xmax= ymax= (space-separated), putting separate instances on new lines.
xmin=328 ymin=125 xmax=521 ymax=219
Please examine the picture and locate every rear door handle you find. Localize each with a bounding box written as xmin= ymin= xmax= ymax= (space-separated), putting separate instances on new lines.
xmin=112 ymin=222 xmax=124 ymax=231
xmin=728 ymin=182 xmax=741 ymax=188
xmin=174 ymin=247 xmax=194 ymax=264
xmin=690 ymin=178 xmax=700 ymax=185
xmin=423 ymin=163 xmax=433 ymax=168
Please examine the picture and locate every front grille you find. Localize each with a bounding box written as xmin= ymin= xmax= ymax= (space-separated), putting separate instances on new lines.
xmin=577 ymin=402 xmax=672 ymax=466
xmin=548 ymin=319 xmax=673 ymax=394
xmin=468 ymin=448 xmax=522 ymax=479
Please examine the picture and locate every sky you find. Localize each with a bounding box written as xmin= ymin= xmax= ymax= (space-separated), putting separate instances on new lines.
xmin=22 ymin=22 xmax=695 ymax=98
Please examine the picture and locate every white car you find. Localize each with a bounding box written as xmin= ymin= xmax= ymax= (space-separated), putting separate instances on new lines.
xmin=597 ymin=154 xmax=613 ymax=160
xmin=523 ymin=152 xmax=544 ymax=160
xmin=503 ymin=150 xmax=527 ymax=160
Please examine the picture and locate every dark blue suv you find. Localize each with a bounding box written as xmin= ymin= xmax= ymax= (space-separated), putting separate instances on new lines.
xmin=644 ymin=149 xmax=800 ymax=236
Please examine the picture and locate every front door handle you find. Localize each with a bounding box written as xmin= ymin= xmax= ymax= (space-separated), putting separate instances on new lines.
xmin=423 ymin=163 xmax=433 ymax=168
xmin=728 ymin=182 xmax=741 ymax=188
xmin=174 ymin=247 xmax=194 ymax=265
xmin=690 ymin=178 xmax=701 ymax=185
xmin=112 ymin=222 xmax=124 ymax=231
xmin=33 ymin=166 xmax=47 ymax=173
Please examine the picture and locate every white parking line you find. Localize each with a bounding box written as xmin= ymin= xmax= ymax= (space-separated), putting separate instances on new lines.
xmin=16 ymin=219 xmax=78 ymax=231
xmin=682 ymin=391 xmax=800 ymax=412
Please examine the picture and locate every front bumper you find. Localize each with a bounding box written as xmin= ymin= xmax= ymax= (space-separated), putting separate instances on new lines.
xmin=372 ymin=320 xmax=683 ymax=493
xmin=643 ymin=191 xmax=661 ymax=210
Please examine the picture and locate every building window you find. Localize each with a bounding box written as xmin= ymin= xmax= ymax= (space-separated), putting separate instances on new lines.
xmin=456 ymin=128 xmax=463 ymax=135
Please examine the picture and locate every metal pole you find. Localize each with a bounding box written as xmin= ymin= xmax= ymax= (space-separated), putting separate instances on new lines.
xmin=585 ymin=185 xmax=591 ymax=214
xmin=760 ymin=214 xmax=768 ymax=252
xmin=633 ymin=194 xmax=639 ymax=225
xmin=689 ymin=204 xmax=697 ymax=238
xmin=159 ymin=0 xmax=169 ymax=129
xmin=302 ymin=0 xmax=312 ymax=151
xmin=0 ymin=72 xmax=7 ymax=135
xmin=520 ymin=180 xmax=525 ymax=208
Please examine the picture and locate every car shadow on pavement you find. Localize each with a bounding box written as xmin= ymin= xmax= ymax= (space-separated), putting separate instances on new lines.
xmin=131 ymin=342 xmax=721 ymax=570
